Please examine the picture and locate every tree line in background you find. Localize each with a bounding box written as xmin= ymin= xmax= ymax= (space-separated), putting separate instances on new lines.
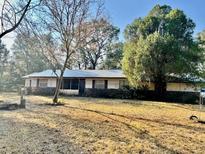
xmin=0 ymin=0 xmax=123 ymax=99
xmin=0 ymin=1 xmax=205 ymax=102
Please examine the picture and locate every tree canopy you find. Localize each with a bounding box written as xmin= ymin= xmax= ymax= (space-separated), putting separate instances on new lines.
xmin=122 ymin=4 xmax=204 ymax=97
xmin=0 ymin=39 xmax=9 ymax=91
xmin=102 ymin=42 xmax=123 ymax=69
xmin=76 ymin=18 xmax=120 ymax=70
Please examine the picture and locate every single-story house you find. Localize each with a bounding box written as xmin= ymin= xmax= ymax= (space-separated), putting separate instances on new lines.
xmin=23 ymin=69 xmax=204 ymax=96
xmin=24 ymin=69 xmax=127 ymax=95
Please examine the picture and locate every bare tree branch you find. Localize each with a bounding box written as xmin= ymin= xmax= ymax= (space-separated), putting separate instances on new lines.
xmin=20 ymin=0 xmax=104 ymax=103
xmin=0 ymin=0 xmax=41 ymax=38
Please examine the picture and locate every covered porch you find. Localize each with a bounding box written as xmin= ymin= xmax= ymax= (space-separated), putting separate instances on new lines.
xmin=60 ymin=78 xmax=85 ymax=96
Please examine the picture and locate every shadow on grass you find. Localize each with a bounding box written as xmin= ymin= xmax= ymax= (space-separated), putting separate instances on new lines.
xmin=27 ymin=102 xmax=205 ymax=153
xmin=42 ymin=103 xmax=65 ymax=106
xmin=0 ymin=115 xmax=82 ymax=153
xmin=96 ymin=112 xmax=178 ymax=153
xmin=62 ymin=105 xmax=205 ymax=132
xmin=0 ymin=104 xmax=20 ymax=111
xmin=29 ymin=105 xmax=179 ymax=153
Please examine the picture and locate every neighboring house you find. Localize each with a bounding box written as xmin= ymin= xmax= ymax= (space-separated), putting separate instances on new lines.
xmin=23 ymin=69 xmax=203 ymax=96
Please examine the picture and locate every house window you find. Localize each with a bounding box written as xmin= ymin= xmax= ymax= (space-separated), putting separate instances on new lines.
xmin=62 ymin=79 xmax=79 ymax=90
xmin=95 ymin=80 xmax=105 ymax=89
xmin=39 ymin=79 xmax=48 ymax=88
xmin=63 ymin=79 xmax=70 ymax=89
xmin=71 ymin=79 xmax=79 ymax=90
xmin=119 ymin=80 xmax=128 ymax=89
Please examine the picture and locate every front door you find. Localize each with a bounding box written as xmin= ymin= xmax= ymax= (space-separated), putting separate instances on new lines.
xmin=79 ymin=79 xmax=85 ymax=96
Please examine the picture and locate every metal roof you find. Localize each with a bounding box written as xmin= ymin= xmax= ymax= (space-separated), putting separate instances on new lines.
xmin=23 ymin=69 xmax=126 ymax=78
xmin=23 ymin=69 xmax=205 ymax=83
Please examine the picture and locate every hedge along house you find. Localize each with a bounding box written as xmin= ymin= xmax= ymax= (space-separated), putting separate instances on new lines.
xmin=23 ymin=69 xmax=204 ymax=96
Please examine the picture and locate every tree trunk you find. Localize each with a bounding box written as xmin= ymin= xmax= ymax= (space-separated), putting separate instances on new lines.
xmin=53 ymin=69 xmax=65 ymax=104
xmin=91 ymin=63 xmax=96 ymax=70
xmin=0 ymin=72 xmax=3 ymax=91
xmin=154 ymin=76 xmax=167 ymax=100
xmin=78 ymin=63 xmax=81 ymax=70
xmin=53 ymin=56 xmax=69 ymax=104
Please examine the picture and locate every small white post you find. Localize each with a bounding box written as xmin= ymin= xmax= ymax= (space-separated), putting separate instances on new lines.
xmin=200 ymin=97 xmax=202 ymax=110
xmin=199 ymin=88 xmax=205 ymax=110
xmin=20 ymin=88 xmax=26 ymax=108
xmin=199 ymin=95 xmax=203 ymax=110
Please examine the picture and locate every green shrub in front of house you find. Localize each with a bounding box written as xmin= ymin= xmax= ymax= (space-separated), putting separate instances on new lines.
xmin=84 ymin=88 xmax=199 ymax=104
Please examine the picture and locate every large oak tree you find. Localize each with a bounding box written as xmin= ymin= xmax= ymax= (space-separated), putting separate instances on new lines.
xmin=122 ymin=5 xmax=204 ymax=98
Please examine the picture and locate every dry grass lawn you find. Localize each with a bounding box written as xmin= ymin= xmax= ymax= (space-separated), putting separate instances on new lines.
xmin=0 ymin=93 xmax=205 ymax=153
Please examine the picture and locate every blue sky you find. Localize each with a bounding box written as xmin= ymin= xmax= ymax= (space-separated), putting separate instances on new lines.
xmin=2 ymin=0 xmax=205 ymax=48
xmin=105 ymin=0 xmax=205 ymax=40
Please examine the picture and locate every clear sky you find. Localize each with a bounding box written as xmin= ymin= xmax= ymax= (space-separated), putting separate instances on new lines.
xmin=105 ymin=0 xmax=205 ymax=40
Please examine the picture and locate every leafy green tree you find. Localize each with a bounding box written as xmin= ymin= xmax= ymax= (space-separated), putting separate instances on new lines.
xmin=0 ymin=39 xmax=9 ymax=91
xmin=12 ymin=33 xmax=52 ymax=74
xmin=197 ymin=30 xmax=205 ymax=77
xmin=8 ymin=33 xmax=51 ymax=90
xmin=102 ymin=42 xmax=123 ymax=69
xmin=122 ymin=5 xmax=203 ymax=98
xmin=197 ymin=30 xmax=205 ymax=46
